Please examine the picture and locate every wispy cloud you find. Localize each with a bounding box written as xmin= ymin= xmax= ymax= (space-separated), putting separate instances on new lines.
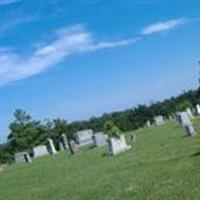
xmin=0 ymin=0 xmax=21 ymax=6
xmin=0 ymin=25 xmax=136 ymax=86
xmin=141 ymin=18 xmax=188 ymax=35
xmin=0 ymin=16 xmax=38 ymax=36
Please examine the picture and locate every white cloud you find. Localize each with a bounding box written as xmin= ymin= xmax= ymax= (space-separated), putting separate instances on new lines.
xmin=0 ymin=0 xmax=21 ymax=6
xmin=0 ymin=25 xmax=136 ymax=86
xmin=0 ymin=16 xmax=38 ymax=36
xmin=141 ymin=18 xmax=188 ymax=35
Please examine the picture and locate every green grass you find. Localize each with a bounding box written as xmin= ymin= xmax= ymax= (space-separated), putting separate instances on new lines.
xmin=0 ymin=119 xmax=200 ymax=200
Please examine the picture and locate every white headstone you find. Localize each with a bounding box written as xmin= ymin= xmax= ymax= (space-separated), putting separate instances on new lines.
xmin=146 ymin=120 xmax=151 ymax=127
xmin=46 ymin=138 xmax=57 ymax=155
xmin=74 ymin=129 xmax=93 ymax=147
xmin=186 ymin=108 xmax=193 ymax=119
xmin=154 ymin=116 xmax=165 ymax=126
xmin=32 ymin=145 xmax=49 ymax=158
xmin=196 ymin=104 xmax=200 ymax=115
xmin=108 ymin=135 xmax=131 ymax=155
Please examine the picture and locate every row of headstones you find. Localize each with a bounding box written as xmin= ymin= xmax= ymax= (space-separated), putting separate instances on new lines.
xmin=73 ymin=129 xmax=131 ymax=155
xmin=145 ymin=106 xmax=199 ymax=137
xmin=14 ymin=130 xmax=132 ymax=164
xmin=14 ymin=138 xmax=58 ymax=164
xmin=146 ymin=105 xmax=200 ymax=128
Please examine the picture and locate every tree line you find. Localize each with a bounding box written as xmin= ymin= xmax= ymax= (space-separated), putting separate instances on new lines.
xmin=0 ymin=88 xmax=200 ymax=164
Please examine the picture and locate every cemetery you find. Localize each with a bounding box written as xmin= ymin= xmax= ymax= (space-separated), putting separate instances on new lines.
xmin=0 ymin=1 xmax=199 ymax=199
xmin=0 ymin=117 xmax=200 ymax=200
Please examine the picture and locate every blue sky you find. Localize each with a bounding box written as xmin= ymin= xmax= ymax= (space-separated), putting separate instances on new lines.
xmin=0 ymin=0 xmax=200 ymax=142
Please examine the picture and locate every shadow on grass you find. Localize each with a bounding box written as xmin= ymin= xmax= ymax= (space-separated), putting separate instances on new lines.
xmin=89 ymin=145 xmax=96 ymax=149
xmin=191 ymin=151 xmax=200 ymax=157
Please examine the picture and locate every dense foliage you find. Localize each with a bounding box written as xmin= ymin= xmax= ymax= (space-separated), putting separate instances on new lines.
xmin=0 ymin=88 xmax=200 ymax=164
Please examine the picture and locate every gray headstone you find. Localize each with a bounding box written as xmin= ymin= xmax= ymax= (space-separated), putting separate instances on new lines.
xmin=32 ymin=145 xmax=49 ymax=158
xmin=176 ymin=112 xmax=191 ymax=126
xmin=59 ymin=134 xmax=69 ymax=151
xmin=185 ymin=124 xmax=196 ymax=137
xmin=46 ymin=138 xmax=57 ymax=155
xmin=176 ymin=112 xmax=196 ymax=137
xmin=74 ymin=129 xmax=93 ymax=147
xmin=14 ymin=152 xmax=32 ymax=163
xmin=69 ymin=140 xmax=79 ymax=154
xmin=93 ymin=132 xmax=106 ymax=147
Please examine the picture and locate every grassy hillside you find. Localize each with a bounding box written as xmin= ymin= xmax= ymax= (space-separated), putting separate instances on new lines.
xmin=0 ymin=119 xmax=200 ymax=200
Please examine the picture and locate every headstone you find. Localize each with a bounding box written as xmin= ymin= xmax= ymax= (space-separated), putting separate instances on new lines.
xmin=176 ymin=112 xmax=191 ymax=126
xmin=154 ymin=115 xmax=165 ymax=126
xmin=176 ymin=112 xmax=196 ymax=137
xmin=32 ymin=145 xmax=49 ymax=158
xmin=185 ymin=124 xmax=196 ymax=137
xmin=93 ymin=132 xmax=106 ymax=147
xmin=59 ymin=134 xmax=69 ymax=151
xmin=146 ymin=120 xmax=151 ymax=127
xmin=46 ymin=138 xmax=57 ymax=155
xmin=14 ymin=152 xmax=32 ymax=163
xmin=168 ymin=115 xmax=173 ymax=121
xmin=74 ymin=129 xmax=93 ymax=147
xmin=108 ymin=135 xmax=131 ymax=156
xmin=196 ymin=104 xmax=200 ymax=115
xmin=69 ymin=140 xmax=79 ymax=154
xmin=186 ymin=108 xmax=193 ymax=119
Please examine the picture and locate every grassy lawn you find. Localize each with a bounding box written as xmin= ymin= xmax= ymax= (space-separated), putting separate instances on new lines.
xmin=0 ymin=119 xmax=200 ymax=200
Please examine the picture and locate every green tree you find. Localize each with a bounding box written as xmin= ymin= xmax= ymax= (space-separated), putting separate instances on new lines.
xmin=104 ymin=121 xmax=122 ymax=138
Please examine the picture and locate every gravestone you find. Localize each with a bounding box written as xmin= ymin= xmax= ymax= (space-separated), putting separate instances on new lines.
xmin=176 ymin=112 xmax=196 ymax=137
xmin=168 ymin=115 xmax=173 ymax=121
xmin=185 ymin=124 xmax=196 ymax=137
xmin=14 ymin=152 xmax=32 ymax=163
xmin=59 ymin=134 xmax=69 ymax=151
xmin=196 ymin=104 xmax=200 ymax=115
xmin=74 ymin=129 xmax=93 ymax=147
xmin=108 ymin=135 xmax=131 ymax=156
xmin=69 ymin=140 xmax=79 ymax=154
xmin=46 ymin=138 xmax=57 ymax=155
xmin=32 ymin=145 xmax=49 ymax=158
xmin=146 ymin=120 xmax=151 ymax=127
xmin=176 ymin=112 xmax=191 ymax=126
xmin=93 ymin=132 xmax=106 ymax=147
xmin=154 ymin=115 xmax=165 ymax=126
xmin=186 ymin=108 xmax=193 ymax=119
